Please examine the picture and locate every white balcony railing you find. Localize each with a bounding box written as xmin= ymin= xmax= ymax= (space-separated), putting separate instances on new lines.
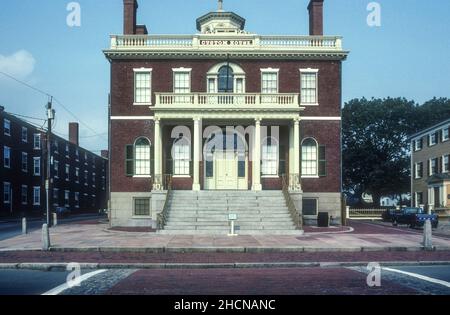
xmin=109 ymin=34 xmax=343 ymax=51
xmin=155 ymin=93 xmax=300 ymax=107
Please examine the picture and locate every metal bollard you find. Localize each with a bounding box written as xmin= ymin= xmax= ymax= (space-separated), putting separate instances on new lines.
xmin=53 ymin=213 xmax=58 ymax=226
xmin=22 ymin=218 xmax=27 ymax=235
xmin=42 ymin=224 xmax=51 ymax=251
xmin=423 ymin=219 xmax=433 ymax=251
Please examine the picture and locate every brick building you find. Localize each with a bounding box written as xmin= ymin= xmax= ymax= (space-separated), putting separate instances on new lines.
xmin=0 ymin=106 xmax=108 ymax=218
xmin=410 ymin=118 xmax=450 ymax=209
xmin=104 ymin=0 xmax=349 ymax=230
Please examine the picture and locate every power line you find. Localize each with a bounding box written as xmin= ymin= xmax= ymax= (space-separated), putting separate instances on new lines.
xmin=5 ymin=112 xmax=46 ymax=122
xmin=0 ymin=70 xmax=107 ymax=141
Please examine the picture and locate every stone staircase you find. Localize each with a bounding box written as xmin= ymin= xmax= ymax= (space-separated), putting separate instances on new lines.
xmin=159 ymin=190 xmax=302 ymax=235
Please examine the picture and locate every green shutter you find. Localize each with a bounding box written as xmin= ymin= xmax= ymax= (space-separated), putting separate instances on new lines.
xmin=318 ymin=145 xmax=327 ymax=177
xmin=125 ymin=145 xmax=134 ymax=176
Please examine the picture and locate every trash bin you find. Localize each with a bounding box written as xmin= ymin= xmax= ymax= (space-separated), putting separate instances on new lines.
xmin=317 ymin=212 xmax=329 ymax=227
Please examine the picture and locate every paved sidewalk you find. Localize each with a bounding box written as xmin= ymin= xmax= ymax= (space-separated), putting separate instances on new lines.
xmin=0 ymin=220 xmax=449 ymax=252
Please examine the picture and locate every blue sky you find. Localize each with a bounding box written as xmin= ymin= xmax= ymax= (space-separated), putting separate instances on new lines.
xmin=0 ymin=0 xmax=449 ymax=152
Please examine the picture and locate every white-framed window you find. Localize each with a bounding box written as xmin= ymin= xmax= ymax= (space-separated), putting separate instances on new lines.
xmin=3 ymin=182 xmax=11 ymax=204
xmin=54 ymin=161 xmax=59 ymax=178
xmin=53 ymin=188 xmax=59 ymax=206
xmin=134 ymin=198 xmax=151 ymax=216
xmin=429 ymin=132 xmax=438 ymax=146
xmin=92 ymin=172 xmax=96 ymax=187
xmin=135 ymin=138 xmax=151 ymax=176
xmin=21 ymin=185 xmax=28 ymax=205
xmin=65 ymin=143 xmax=70 ymax=156
xmin=300 ymin=69 xmax=319 ymax=105
xmin=34 ymin=134 xmax=41 ymax=150
xmin=415 ymin=192 xmax=423 ymax=207
xmin=429 ymin=158 xmax=438 ymax=176
xmin=443 ymin=155 xmax=449 ymax=173
xmin=261 ymin=70 xmax=279 ymax=94
xmin=84 ymin=152 xmax=88 ymax=165
xmin=208 ymin=78 xmax=216 ymax=93
xmin=262 ymin=141 xmax=278 ymax=176
xmin=173 ymin=138 xmax=190 ymax=176
xmin=75 ymin=167 xmax=80 ymax=183
xmin=414 ymin=162 xmax=423 ymax=179
xmin=414 ymin=138 xmax=423 ymax=151
xmin=22 ymin=127 xmax=28 ymax=143
xmin=173 ymin=69 xmax=191 ymax=94
xmin=302 ymin=198 xmax=318 ymax=216
xmin=75 ymin=149 xmax=79 ymax=161
xmin=301 ymin=138 xmax=318 ymax=177
xmin=75 ymin=192 xmax=80 ymax=208
xmin=53 ymin=139 xmax=59 ymax=153
xmin=21 ymin=152 xmax=28 ymax=172
xmin=443 ymin=127 xmax=450 ymax=142
xmin=4 ymin=146 xmax=11 ymax=168
xmin=33 ymin=157 xmax=41 ymax=176
xmin=4 ymin=119 xmax=11 ymax=136
xmin=134 ymin=68 xmax=152 ymax=105
xmin=33 ymin=186 xmax=41 ymax=206
xmin=65 ymin=164 xmax=70 ymax=181
xmin=64 ymin=190 xmax=70 ymax=207
xmin=84 ymin=170 xmax=88 ymax=186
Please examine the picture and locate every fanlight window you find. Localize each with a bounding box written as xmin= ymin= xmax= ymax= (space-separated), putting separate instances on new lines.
xmin=301 ymin=138 xmax=318 ymax=177
xmin=135 ymin=138 xmax=151 ymax=176
xmin=218 ymin=66 xmax=234 ymax=93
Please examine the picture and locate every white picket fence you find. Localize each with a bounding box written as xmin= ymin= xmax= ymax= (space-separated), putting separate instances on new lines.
xmin=346 ymin=207 xmax=385 ymax=220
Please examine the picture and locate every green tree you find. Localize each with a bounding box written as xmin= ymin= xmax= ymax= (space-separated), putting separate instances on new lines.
xmin=342 ymin=97 xmax=418 ymax=206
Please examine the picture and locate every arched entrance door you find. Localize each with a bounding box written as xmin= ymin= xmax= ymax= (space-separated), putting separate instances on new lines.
xmin=204 ymin=129 xmax=248 ymax=190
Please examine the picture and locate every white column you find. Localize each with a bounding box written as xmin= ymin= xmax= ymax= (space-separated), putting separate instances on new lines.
xmin=292 ymin=118 xmax=301 ymax=191
xmin=193 ymin=117 xmax=201 ymax=191
xmin=252 ymin=118 xmax=262 ymax=191
xmin=289 ymin=123 xmax=294 ymax=175
xmin=153 ymin=118 xmax=162 ymax=190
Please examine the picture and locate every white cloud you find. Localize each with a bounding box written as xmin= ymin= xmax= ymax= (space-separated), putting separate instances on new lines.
xmin=0 ymin=50 xmax=36 ymax=79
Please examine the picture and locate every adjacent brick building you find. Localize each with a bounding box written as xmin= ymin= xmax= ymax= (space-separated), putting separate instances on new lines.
xmin=104 ymin=0 xmax=349 ymax=228
xmin=410 ymin=118 xmax=450 ymax=209
xmin=0 ymin=106 xmax=108 ymax=218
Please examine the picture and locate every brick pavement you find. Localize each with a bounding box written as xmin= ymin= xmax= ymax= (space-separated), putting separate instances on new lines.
xmin=0 ymin=220 xmax=449 ymax=252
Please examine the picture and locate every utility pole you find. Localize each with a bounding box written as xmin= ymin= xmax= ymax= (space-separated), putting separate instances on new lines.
xmin=46 ymin=99 xmax=55 ymax=226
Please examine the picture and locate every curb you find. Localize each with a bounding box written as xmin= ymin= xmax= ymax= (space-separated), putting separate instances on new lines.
xmin=1 ymin=261 xmax=450 ymax=271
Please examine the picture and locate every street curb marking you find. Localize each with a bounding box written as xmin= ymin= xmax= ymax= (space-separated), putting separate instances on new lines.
xmin=42 ymin=269 xmax=107 ymax=295
xmin=382 ymin=267 xmax=450 ymax=288
xmin=1 ymin=261 xmax=450 ymax=271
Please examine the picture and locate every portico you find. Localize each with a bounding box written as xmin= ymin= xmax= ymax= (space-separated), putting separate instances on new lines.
xmin=152 ymin=111 xmax=303 ymax=192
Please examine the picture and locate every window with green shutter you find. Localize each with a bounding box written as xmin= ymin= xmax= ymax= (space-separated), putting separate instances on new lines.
xmin=318 ymin=145 xmax=327 ymax=177
xmin=125 ymin=145 xmax=134 ymax=176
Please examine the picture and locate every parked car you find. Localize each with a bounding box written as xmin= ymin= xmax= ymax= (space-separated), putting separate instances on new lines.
xmin=392 ymin=207 xmax=438 ymax=228
xmin=382 ymin=208 xmax=397 ymax=222
xmin=55 ymin=207 xmax=71 ymax=218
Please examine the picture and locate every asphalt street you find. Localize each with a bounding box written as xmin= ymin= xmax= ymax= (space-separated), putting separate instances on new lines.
xmin=0 ymin=214 xmax=105 ymax=241
xmin=0 ymin=264 xmax=448 ymax=295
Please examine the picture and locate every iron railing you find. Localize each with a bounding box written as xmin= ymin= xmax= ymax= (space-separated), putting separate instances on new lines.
xmin=156 ymin=175 xmax=173 ymax=230
xmin=281 ymin=174 xmax=303 ymax=230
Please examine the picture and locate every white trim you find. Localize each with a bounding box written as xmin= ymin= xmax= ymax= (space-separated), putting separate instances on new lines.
xmin=261 ymin=175 xmax=280 ymax=179
xmin=111 ymin=116 xmax=155 ymax=120
xmin=299 ymin=68 xmax=319 ymax=73
xmin=172 ymin=67 xmax=192 ymax=72
xmin=133 ymin=67 xmax=153 ymax=73
xmin=172 ymin=175 xmax=191 ymax=178
xmin=301 ymin=176 xmax=320 ymax=179
xmin=301 ymin=116 xmax=341 ymax=121
xmin=133 ymin=175 xmax=152 ymax=178
xmin=260 ymin=68 xmax=280 ymax=73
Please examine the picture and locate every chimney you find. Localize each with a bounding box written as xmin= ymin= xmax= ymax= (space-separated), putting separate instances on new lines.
xmin=69 ymin=122 xmax=79 ymax=146
xmin=123 ymin=0 xmax=138 ymax=35
xmin=101 ymin=150 xmax=109 ymax=159
xmin=308 ymin=0 xmax=324 ymax=36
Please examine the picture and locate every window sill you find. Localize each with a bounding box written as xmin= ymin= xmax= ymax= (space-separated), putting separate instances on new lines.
xmin=300 ymin=103 xmax=319 ymax=106
xmin=172 ymin=175 xmax=191 ymax=178
xmin=131 ymin=215 xmax=152 ymax=219
xmin=133 ymin=103 xmax=152 ymax=106
xmin=261 ymin=175 xmax=279 ymax=178
xmin=301 ymin=176 xmax=320 ymax=179
xmin=133 ymin=175 xmax=152 ymax=178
